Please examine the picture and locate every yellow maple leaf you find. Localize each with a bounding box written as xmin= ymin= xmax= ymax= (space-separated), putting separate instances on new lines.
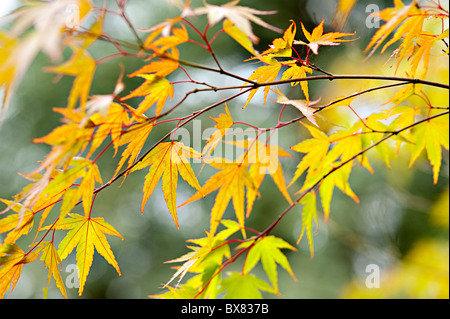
xmin=0 ymin=243 xmax=40 ymax=298
xmin=45 ymin=48 xmax=96 ymax=110
xmin=130 ymin=142 xmax=202 ymax=229
xmin=54 ymin=213 xmax=123 ymax=296
xmin=259 ymin=20 xmax=297 ymax=58
xmin=38 ymin=241 xmax=67 ymax=299
xmin=122 ymin=74 xmax=173 ymax=117
xmin=232 ymin=139 xmax=293 ymax=217
xmin=114 ymin=122 xmax=154 ymax=178
xmin=179 ymin=161 xmax=256 ymax=237
xmin=202 ymin=105 xmax=234 ymax=159
xmin=408 ymin=114 xmax=449 ymax=184
xmin=244 ymin=59 xmax=282 ymax=108
xmin=364 ymin=0 xmax=423 ymax=58
xmin=0 ymin=200 xmax=34 ymax=244
xmin=295 ymin=19 xmax=356 ymax=55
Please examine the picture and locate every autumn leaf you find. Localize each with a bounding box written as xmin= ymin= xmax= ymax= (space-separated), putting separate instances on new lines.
xmin=364 ymin=0 xmax=422 ymax=58
xmin=289 ymin=123 xmax=330 ymax=188
xmin=122 ymin=74 xmax=174 ymax=117
xmin=38 ymin=241 xmax=67 ymax=299
xmin=53 ymin=213 xmax=123 ymax=296
xmin=274 ymin=87 xmax=321 ymax=124
xmin=129 ymin=47 xmax=180 ymax=78
xmin=0 ymin=200 xmax=34 ymax=244
xmin=202 ymin=104 xmax=234 ymax=159
xmin=294 ymin=19 xmax=356 ymax=55
xmin=144 ymin=24 xmax=189 ymax=54
xmin=408 ymin=114 xmax=449 ymax=184
xmin=45 ymin=47 xmax=96 ymax=110
xmin=231 ymin=139 xmax=292 ymax=217
xmin=0 ymin=243 xmax=40 ymax=298
xmin=219 ymin=272 xmax=273 ymax=299
xmin=258 ymin=20 xmax=296 ymax=58
xmin=319 ymin=161 xmax=359 ymax=222
xmin=297 ymin=192 xmax=318 ymax=259
xmin=88 ymin=102 xmax=130 ymax=157
xmin=114 ymin=122 xmax=154 ymax=177
xmin=223 ymin=19 xmax=258 ymax=56
xmin=280 ymin=63 xmax=313 ymax=103
xmin=244 ymin=59 xmax=282 ymax=108
xmin=331 ymin=0 xmax=359 ymax=31
xmin=0 ymin=0 xmax=93 ymax=121
xmin=192 ymin=0 xmax=281 ymax=44
xmin=130 ymin=142 xmax=202 ymax=229
xmin=239 ymin=235 xmax=296 ymax=293
xmin=41 ymin=158 xmax=102 ymax=220
xmin=180 ymin=161 xmax=256 ymax=237
xmin=157 ymin=220 xmax=240 ymax=295
xmin=5 ymin=0 xmax=92 ymax=61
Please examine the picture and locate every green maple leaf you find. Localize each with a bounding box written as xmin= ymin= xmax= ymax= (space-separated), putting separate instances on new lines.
xmin=240 ymin=235 xmax=296 ymax=294
xmin=219 ymin=272 xmax=273 ymax=299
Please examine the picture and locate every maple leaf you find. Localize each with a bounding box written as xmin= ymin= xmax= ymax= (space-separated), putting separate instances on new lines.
xmin=331 ymin=0 xmax=359 ymax=31
xmin=289 ymin=123 xmax=331 ymax=188
xmin=297 ymin=192 xmax=318 ymax=259
xmin=192 ymin=0 xmax=281 ymax=44
xmin=0 ymin=200 xmax=34 ymax=244
xmin=408 ymin=114 xmax=449 ymax=184
xmin=231 ymin=139 xmax=292 ymax=217
xmin=45 ymin=47 xmax=96 ymax=110
xmin=223 ymin=19 xmax=258 ymax=56
xmin=244 ymin=59 xmax=282 ymax=108
xmin=158 ymin=220 xmax=240 ymax=297
xmin=179 ymin=161 xmax=256 ymax=237
xmin=294 ymin=19 xmax=356 ymax=55
xmin=258 ymin=20 xmax=297 ymax=58
xmin=53 ymin=213 xmax=123 ymax=296
xmin=114 ymin=122 xmax=154 ymax=177
xmin=143 ymin=23 xmax=189 ymax=53
xmin=219 ymin=272 xmax=273 ymax=298
xmin=0 ymin=243 xmax=40 ymax=298
xmin=364 ymin=0 xmax=422 ymax=58
xmin=41 ymin=158 xmax=102 ymax=220
xmin=274 ymin=87 xmax=321 ymax=125
xmin=202 ymin=105 xmax=234 ymax=160
xmin=88 ymin=102 xmax=130 ymax=157
xmin=239 ymin=235 xmax=296 ymax=293
xmin=130 ymin=142 xmax=202 ymax=229
xmin=280 ymin=63 xmax=313 ymax=102
xmin=319 ymin=161 xmax=359 ymax=222
xmin=129 ymin=47 xmax=180 ymax=78
xmin=289 ymin=123 xmax=361 ymax=221
xmin=122 ymin=74 xmax=174 ymax=117
xmin=4 ymin=0 xmax=92 ymax=61
xmin=38 ymin=241 xmax=67 ymax=299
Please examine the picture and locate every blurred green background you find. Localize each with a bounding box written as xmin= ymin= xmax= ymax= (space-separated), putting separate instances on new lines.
xmin=0 ymin=0 xmax=448 ymax=299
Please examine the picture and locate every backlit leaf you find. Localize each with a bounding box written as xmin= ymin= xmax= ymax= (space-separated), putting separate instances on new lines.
xmin=54 ymin=213 xmax=123 ymax=296
xmin=180 ymin=161 xmax=256 ymax=237
xmin=131 ymin=142 xmax=201 ymax=228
